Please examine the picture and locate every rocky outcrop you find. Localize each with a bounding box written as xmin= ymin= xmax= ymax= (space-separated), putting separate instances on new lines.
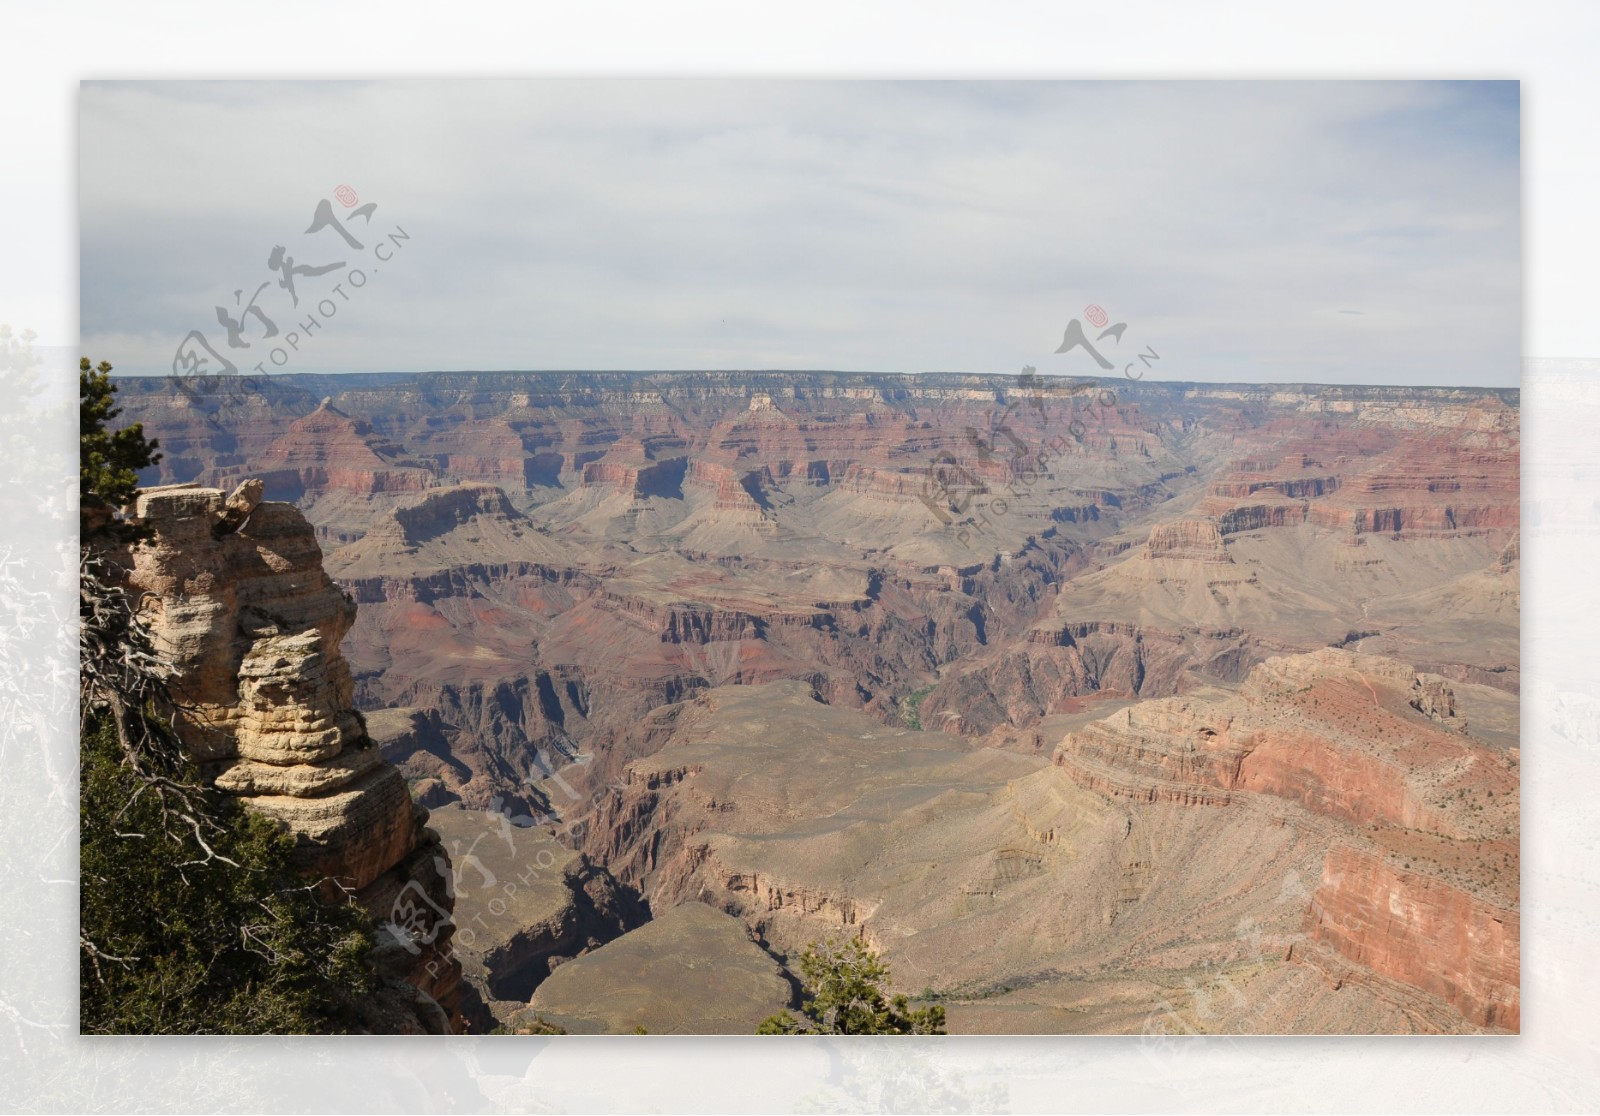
xmin=1053 ymin=650 xmax=1507 ymax=834
xmin=1217 ymin=502 xmax=1308 ymax=534
xmin=1209 ymin=473 xmax=1339 ymax=500
xmin=921 ymin=620 xmax=1260 ymax=735
xmin=517 ymin=902 xmax=793 ymax=1035
xmin=386 ymin=483 xmax=526 ymax=545
xmin=687 ymin=459 xmax=773 ymax=517
xmin=579 ymin=439 xmax=688 ymax=499
xmin=126 ymin=481 xmax=467 ymax=1033
xmin=1050 ymin=648 xmax=1520 ymax=1029
xmin=215 ymin=398 xmax=437 ymax=502
xmin=1193 ymin=431 xmax=1518 ymax=544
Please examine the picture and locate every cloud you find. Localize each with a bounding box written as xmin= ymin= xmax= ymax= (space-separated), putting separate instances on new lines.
xmin=80 ymin=79 xmax=1519 ymax=387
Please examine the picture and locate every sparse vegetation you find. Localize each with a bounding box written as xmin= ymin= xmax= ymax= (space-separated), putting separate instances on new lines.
xmin=79 ymin=357 xmax=160 ymax=538
xmin=497 ymin=1015 xmax=568 ymax=1035
xmin=900 ymin=685 xmax=935 ymax=730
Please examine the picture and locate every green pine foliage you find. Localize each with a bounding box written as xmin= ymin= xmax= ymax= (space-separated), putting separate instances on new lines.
xmin=79 ymin=356 xmax=160 ymax=518
xmin=79 ymin=713 xmax=378 ymax=1034
xmin=758 ymin=937 xmax=946 ymax=1035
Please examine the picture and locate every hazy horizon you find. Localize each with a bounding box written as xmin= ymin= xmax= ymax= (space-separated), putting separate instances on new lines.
xmin=116 ymin=366 xmax=1521 ymax=394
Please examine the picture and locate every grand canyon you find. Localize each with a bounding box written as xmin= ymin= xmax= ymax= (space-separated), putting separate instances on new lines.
xmin=116 ymin=369 xmax=1520 ymax=1034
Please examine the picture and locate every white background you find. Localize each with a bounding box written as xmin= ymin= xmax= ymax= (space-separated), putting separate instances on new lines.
xmin=3 ymin=2 xmax=1598 ymax=1112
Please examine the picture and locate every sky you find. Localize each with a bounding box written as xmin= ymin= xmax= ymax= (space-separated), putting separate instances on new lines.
xmin=79 ymin=79 xmax=1520 ymax=387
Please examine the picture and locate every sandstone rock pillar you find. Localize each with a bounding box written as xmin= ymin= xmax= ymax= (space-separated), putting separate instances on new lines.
xmin=126 ymin=482 xmax=467 ymax=1033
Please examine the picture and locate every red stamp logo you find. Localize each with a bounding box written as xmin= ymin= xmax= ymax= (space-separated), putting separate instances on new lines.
xmin=1085 ymin=304 xmax=1109 ymax=329
xmin=335 ymin=184 xmax=359 ymax=208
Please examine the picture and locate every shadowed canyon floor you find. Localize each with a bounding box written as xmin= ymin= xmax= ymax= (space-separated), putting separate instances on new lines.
xmin=123 ymin=370 xmax=1519 ymax=1033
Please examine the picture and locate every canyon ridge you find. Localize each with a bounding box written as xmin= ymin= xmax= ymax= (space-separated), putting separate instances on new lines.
xmin=119 ymin=369 xmax=1519 ymax=1034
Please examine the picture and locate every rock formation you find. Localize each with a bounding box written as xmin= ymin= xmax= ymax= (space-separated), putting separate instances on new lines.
xmin=228 ymin=397 xmax=438 ymax=503
xmin=113 ymin=371 xmax=1520 ymax=1035
xmin=1306 ymin=845 xmax=1519 ymax=1030
xmin=1142 ymin=518 xmax=1232 ymax=562
xmin=122 ymin=373 xmax=1518 ymax=773
xmin=125 ymin=481 xmax=468 ymax=1033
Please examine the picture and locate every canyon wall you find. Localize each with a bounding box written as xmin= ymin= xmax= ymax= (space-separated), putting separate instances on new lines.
xmin=114 ymin=371 xmax=1519 ymax=1035
xmin=568 ymin=655 xmax=1518 ymax=1033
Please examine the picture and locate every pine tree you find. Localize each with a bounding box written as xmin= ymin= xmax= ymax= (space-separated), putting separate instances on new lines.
xmin=79 ymin=356 xmax=160 ymax=530
xmin=79 ymin=715 xmax=378 ymax=1034
xmin=758 ymin=937 xmax=946 ymax=1035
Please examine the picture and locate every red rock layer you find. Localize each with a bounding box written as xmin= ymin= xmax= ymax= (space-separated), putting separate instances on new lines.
xmin=1199 ymin=425 xmax=1518 ymax=539
xmin=1307 ymin=846 xmax=1519 ymax=1030
xmin=686 ymin=459 xmax=770 ymax=516
xmin=1049 ymin=649 xmax=1519 ymax=1031
xmin=1053 ymin=651 xmax=1501 ymax=833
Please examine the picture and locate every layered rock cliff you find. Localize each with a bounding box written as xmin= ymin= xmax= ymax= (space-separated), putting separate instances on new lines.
xmin=126 ymin=481 xmax=468 ymax=1033
xmin=1050 ymin=649 xmax=1519 ymax=1029
xmin=1142 ymin=518 xmax=1232 ymax=563
xmin=1306 ymin=845 xmax=1519 ymax=1030
xmin=577 ymin=650 xmax=1517 ymax=1034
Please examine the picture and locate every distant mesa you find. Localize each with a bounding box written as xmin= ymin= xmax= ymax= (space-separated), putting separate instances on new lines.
xmin=1142 ymin=518 xmax=1232 ymax=562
